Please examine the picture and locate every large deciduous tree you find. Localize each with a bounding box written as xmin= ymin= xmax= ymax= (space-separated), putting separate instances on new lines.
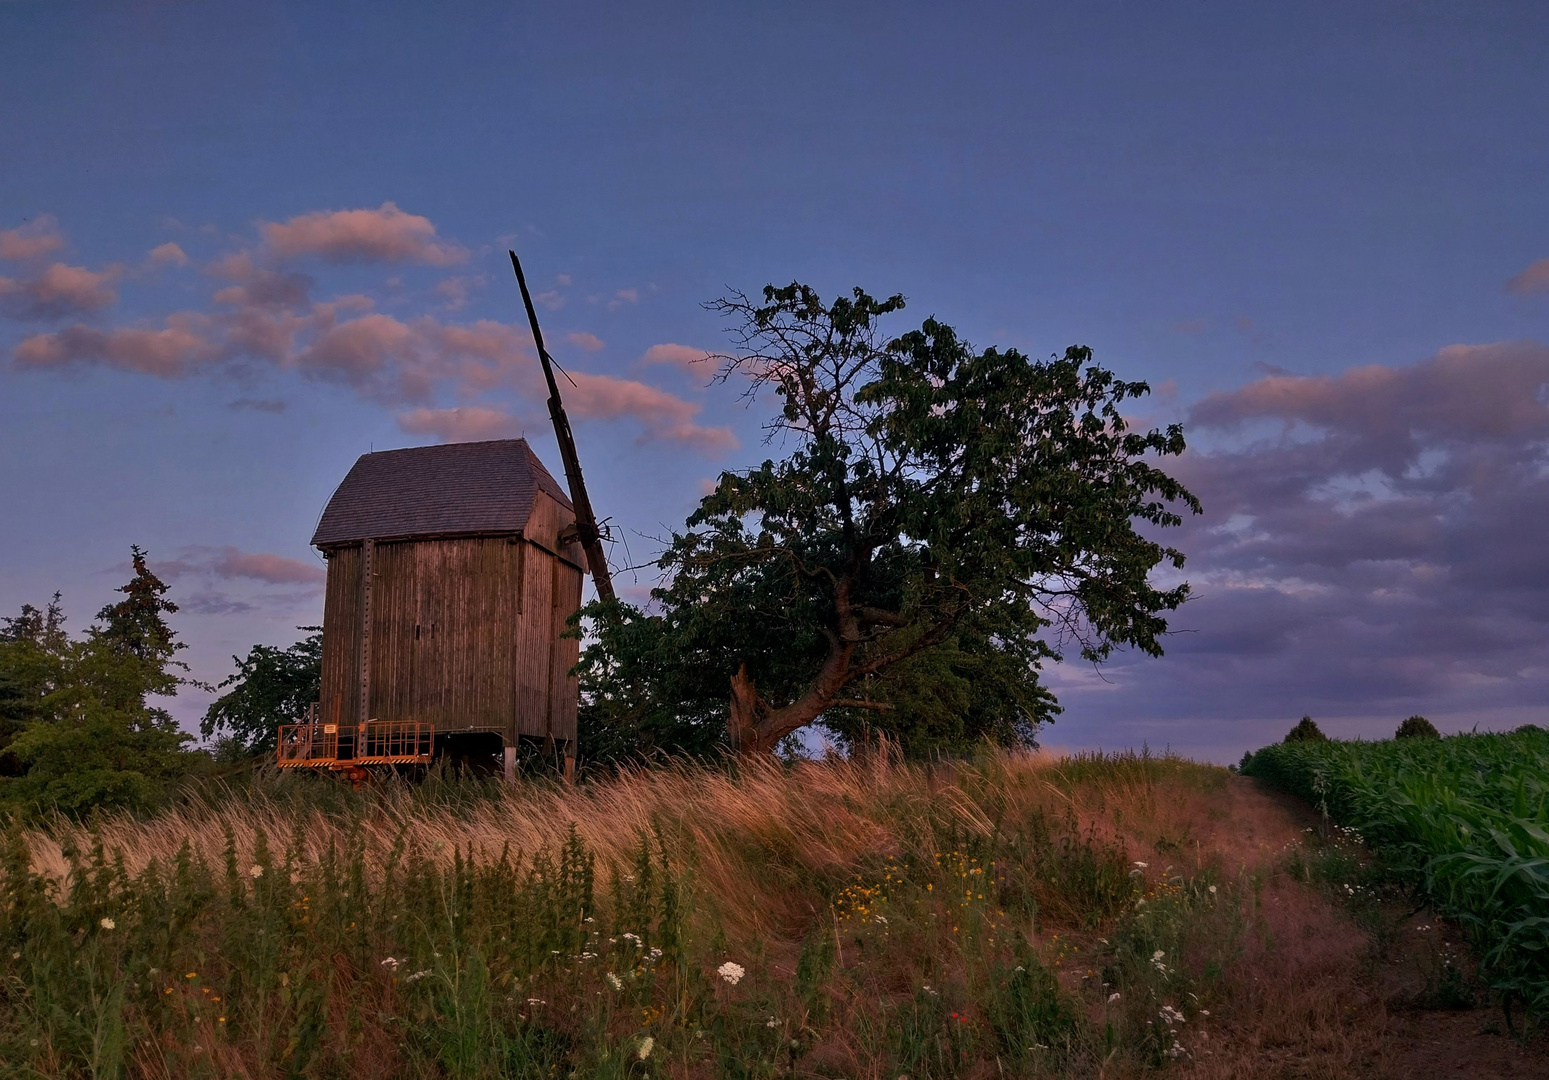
xmin=577 ymin=285 xmax=1199 ymax=757
xmin=201 ymin=629 xmax=322 ymax=757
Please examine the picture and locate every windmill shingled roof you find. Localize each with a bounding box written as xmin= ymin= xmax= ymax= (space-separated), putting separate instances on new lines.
xmin=311 ymin=439 xmax=572 ymax=547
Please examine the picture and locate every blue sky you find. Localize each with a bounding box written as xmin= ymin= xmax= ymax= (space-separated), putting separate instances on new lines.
xmin=3 ymin=1 xmax=1547 ymax=761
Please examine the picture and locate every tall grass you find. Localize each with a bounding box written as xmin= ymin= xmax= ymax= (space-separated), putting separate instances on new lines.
xmin=1 ymin=748 xmax=1374 ymax=1077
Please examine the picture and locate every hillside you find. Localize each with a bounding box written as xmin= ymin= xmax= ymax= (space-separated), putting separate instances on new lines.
xmin=2 ymin=749 xmax=1544 ymax=1078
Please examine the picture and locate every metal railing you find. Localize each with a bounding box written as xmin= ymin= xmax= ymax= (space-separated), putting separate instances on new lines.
xmin=277 ymin=720 xmax=435 ymax=768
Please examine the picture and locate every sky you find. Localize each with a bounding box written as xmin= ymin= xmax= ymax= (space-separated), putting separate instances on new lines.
xmin=2 ymin=1 xmax=1547 ymax=763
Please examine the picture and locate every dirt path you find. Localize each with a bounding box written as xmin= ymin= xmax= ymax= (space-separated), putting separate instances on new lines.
xmin=1213 ymin=776 xmax=1549 ymax=1079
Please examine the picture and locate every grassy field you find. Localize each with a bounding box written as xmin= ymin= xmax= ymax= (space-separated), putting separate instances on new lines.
xmin=1241 ymin=727 xmax=1549 ymax=1021
xmin=0 ymin=747 xmax=1532 ymax=1078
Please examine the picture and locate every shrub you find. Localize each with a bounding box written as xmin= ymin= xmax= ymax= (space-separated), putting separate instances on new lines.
xmin=1395 ymin=715 xmax=1440 ymax=740
xmin=1283 ymin=716 xmax=1327 ymax=743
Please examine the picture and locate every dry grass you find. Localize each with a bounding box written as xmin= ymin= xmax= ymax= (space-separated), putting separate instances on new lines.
xmin=6 ymin=748 xmax=1453 ymax=1077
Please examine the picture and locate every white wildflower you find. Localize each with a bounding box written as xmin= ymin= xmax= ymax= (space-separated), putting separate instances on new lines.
xmin=1199 ymin=1009 xmax=1210 ymax=1016
xmin=717 ymin=960 xmax=746 ymax=985
xmin=1208 ymin=885 xmax=1217 ymax=894
xmin=248 ymin=864 xmax=263 ymax=879
xmin=380 ymin=957 xmax=401 ymax=970
xmin=1158 ymin=1004 xmax=1186 ymax=1025
xmin=407 ymin=970 xmax=432 ymax=982
xmin=622 ymin=933 xmax=642 ymax=947
xmin=99 ymin=917 xmax=115 ymax=930
xmin=647 ymin=947 xmax=663 ymax=962
xmin=637 ymin=1035 xmax=654 ymax=1060
xmin=606 ymin=973 xmax=624 ymax=991
xmin=766 ymin=1017 xmax=779 ymax=1028
xmin=526 ymin=997 xmax=546 ymax=1005
xmin=1134 ymin=861 xmax=1148 ymax=869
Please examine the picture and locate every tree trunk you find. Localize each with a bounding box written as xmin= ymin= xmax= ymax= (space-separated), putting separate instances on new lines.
xmin=726 ymin=638 xmax=854 ymax=754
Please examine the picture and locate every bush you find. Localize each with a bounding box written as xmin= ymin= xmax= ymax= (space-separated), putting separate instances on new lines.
xmin=1283 ymin=716 xmax=1326 ymax=743
xmin=1395 ymin=715 xmax=1440 ymax=740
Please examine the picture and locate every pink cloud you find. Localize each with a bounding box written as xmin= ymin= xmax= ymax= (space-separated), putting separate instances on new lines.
xmin=434 ymin=275 xmax=482 ymax=311
xmin=642 ymin=342 xmax=713 ymax=370
xmin=14 ymin=314 xmax=215 ymax=377
xmin=212 ymin=548 xmax=325 ymax=585
xmin=0 ymin=262 xmax=120 ymax=320
xmin=294 ymin=313 xmax=422 ymax=398
xmin=259 ymin=202 xmax=467 ymax=266
xmin=148 ymin=242 xmax=189 ymax=268
xmin=1507 ymin=258 xmax=1549 ymax=296
xmin=535 ymin=289 xmax=565 ymax=310
xmin=0 ymin=216 xmax=65 ymax=261
xmin=397 ymin=406 xmax=520 ymax=443
xmin=567 ymin=331 xmax=605 ymax=352
xmin=1189 ymin=341 xmax=1549 ymax=464
xmin=565 ymin=370 xmax=737 ymax=453
xmin=606 ymin=288 xmax=639 ymax=311
xmin=155 ymin=546 xmax=324 ymax=586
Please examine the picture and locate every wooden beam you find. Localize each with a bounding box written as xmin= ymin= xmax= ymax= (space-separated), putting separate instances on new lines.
xmin=358 ymin=538 xmax=374 ymax=725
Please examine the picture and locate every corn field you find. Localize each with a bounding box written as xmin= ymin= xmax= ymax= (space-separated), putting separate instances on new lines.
xmin=1241 ymin=727 xmax=1549 ymax=1018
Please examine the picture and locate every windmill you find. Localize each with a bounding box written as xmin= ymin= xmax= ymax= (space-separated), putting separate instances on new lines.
xmin=508 ymin=250 xmax=617 ymax=603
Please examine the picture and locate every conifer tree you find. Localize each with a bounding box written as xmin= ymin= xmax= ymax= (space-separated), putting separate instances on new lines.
xmin=1 ymin=548 xmax=199 ymax=816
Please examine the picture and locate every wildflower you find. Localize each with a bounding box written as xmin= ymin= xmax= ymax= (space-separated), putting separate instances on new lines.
xmin=607 ymin=973 xmax=624 ymax=991
xmin=1108 ymin=992 xmax=1121 ymax=1003
xmin=1158 ymin=1004 xmax=1186 ymax=1025
xmin=1134 ymin=861 xmax=1148 ymax=869
xmin=249 ymin=864 xmax=263 ymax=879
xmin=717 ymin=961 xmax=746 ymax=985
xmin=407 ymin=970 xmax=432 ymax=982
xmin=622 ymin=932 xmax=642 ymax=946
xmin=526 ymin=997 xmax=546 ymax=1005
xmin=1208 ymin=885 xmax=1217 ymax=894
xmin=1199 ymin=1009 xmax=1210 ymax=1017
xmin=99 ymin=917 xmax=115 ymax=930
xmin=637 ymin=1035 xmax=654 ymax=1060
xmin=766 ymin=1017 xmax=779 ymax=1028
xmin=380 ymin=957 xmax=401 ymax=970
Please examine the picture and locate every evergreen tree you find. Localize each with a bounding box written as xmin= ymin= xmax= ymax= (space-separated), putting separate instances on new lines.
xmin=1 ymin=548 xmax=199 ymax=817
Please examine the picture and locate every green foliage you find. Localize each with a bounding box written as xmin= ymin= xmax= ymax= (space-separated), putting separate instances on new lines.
xmin=1242 ymin=728 xmax=1549 ymax=1014
xmin=578 ymin=283 xmax=1198 ymax=760
xmin=0 ymin=594 xmax=69 ymax=773
xmin=201 ymin=628 xmax=322 ymax=756
xmin=0 ymin=548 xmax=200 ymax=818
xmin=0 ymin=752 xmax=1280 ymax=1076
xmin=1396 ymin=714 xmax=1441 ymax=740
xmin=1283 ymin=716 xmax=1327 ymax=743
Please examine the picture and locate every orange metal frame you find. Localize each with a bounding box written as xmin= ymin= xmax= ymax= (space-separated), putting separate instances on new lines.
xmin=277 ymin=720 xmax=435 ymax=769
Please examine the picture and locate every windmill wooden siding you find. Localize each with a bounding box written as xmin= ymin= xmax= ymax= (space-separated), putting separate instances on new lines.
xmin=312 ymin=440 xmax=585 ymax=750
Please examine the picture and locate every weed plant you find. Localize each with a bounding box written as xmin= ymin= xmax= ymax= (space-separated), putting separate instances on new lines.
xmin=0 ymin=749 xmax=1338 ymax=1077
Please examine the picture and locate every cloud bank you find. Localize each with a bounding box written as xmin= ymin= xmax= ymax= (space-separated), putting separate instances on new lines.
xmin=1056 ymin=340 xmax=1549 ymax=744
xmin=6 ymin=208 xmax=736 ymax=454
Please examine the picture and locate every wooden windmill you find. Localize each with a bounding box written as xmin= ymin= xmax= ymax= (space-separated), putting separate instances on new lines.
xmin=276 ymin=251 xmax=613 ymax=783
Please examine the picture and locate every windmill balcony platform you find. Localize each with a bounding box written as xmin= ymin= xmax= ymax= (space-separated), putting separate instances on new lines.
xmin=277 ymin=720 xmax=435 ymax=769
